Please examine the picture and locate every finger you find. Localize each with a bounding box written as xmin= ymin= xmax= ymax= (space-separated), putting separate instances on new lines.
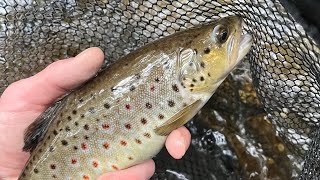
xmin=0 ymin=47 xmax=104 ymax=111
xmin=165 ymin=126 xmax=191 ymax=159
xmin=98 ymin=160 xmax=155 ymax=180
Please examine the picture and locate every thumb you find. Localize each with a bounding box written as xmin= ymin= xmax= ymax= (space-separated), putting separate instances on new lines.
xmin=0 ymin=47 xmax=104 ymax=111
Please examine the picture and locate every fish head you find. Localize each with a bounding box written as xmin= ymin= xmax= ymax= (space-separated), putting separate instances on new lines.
xmin=183 ymin=16 xmax=252 ymax=93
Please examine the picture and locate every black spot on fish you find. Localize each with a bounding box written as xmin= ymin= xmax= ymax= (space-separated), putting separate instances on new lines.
xmin=168 ymin=100 xmax=175 ymax=107
xmin=141 ymin=118 xmax=147 ymax=125
xmin=135 ymin=139 xmax=142 ymax=144
xmin=84 ymin=124 xmax=89 ymax=130
xmin=146 ymin=102 xmax=152 ymax=109
xmin=208 ymin=73 xmax=211 ymax=77
xmin=200 ymin=76 xmax=205 ymax=81
xmin=34 ymin=168 xmax=39 ymax=173
xmin=50 ymin=164 xmax=56 ymax=170
xmin=104 ymin=103 xmax=110 ymax=109
xmin=84 ymin=135 xmax=89 ymax=140
xmin=200 ymin=62 xmax=205 ymax=68
xmin=135 ymin=74 xmax=141 ymax=79
xmin=73 ymin=146 xmax=78 ymax=150
xmin=80 ymin=114 xmax=85 ymax=118
xmin=79 ymin=98 xmax=84 ymax=103
xmin=158 ymin=114 xmax=164 ymax=119
xmin=144 ymin=133 xmax=151 ymax=138
xmin=67 ymin=116 xmax=72 ymax=121
xmin=53 ymin=130 xmax=58 ymax=135
xmin=172 ymin=84 xmax=179 ymax=92
xmin=72 ymin=110 xmax=77 ymax=114
xmin=130 ymin=86 xmax=135 ymax=91
xmin=204 ymin=48 xmax=210 ymax=54
xmin=111 ymin=87 xmax=116 ymax=92
xmin=74 ymin=121 xmax=79 ymax=126
xmin=61 ymin=140 xmax=68 ymax=146
xmin=192 ymin=78 xmax=197 ymax=83
xmin=190 ymin=84 xmax=194 ymax=87
xmin=155 ymin=77 xmax=160 ymax=82
xmin=65 ymin=126 xmax=71 ymax=131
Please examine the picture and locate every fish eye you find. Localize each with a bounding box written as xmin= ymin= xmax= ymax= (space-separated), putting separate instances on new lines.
xmin=212 ymin=25 xmax=229 ymax=44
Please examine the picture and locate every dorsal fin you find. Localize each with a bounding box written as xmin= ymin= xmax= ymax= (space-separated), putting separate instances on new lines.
xmin=23 ymin=98 xmax=67 ymax=152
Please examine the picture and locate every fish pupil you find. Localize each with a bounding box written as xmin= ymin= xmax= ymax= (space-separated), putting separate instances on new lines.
xmin=220 ymin=31 xmax=228 ymax=42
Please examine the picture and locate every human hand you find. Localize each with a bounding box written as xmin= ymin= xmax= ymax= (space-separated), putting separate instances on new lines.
xmin=0 ymin=47 xmax=191 ymax=180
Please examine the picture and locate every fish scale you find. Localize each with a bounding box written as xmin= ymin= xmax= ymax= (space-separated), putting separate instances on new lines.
xmin=19 ymin=16 xmax=252 ymax=179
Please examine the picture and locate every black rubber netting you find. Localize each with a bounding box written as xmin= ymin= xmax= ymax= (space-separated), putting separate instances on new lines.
xmin=0 ymin=0 xmax=319 ymax=179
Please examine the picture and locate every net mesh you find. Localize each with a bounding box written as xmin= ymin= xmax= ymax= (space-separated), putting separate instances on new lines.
xmin=0 ymin=0 xmax=319 ymax=179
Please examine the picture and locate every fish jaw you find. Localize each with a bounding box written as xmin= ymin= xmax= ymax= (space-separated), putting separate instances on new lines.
xmin=237 ymin=34 xmax=253 ymax=61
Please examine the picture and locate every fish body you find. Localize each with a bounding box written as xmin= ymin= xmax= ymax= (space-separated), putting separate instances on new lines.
xmin=19 ymin=16 xmax=252 ymax=179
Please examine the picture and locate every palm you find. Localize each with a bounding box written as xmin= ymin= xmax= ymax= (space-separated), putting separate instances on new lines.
xmin=0 ymin=94 xmax=44 ymax=179
xmin=0 ymin=48 xmax=191 ymax=180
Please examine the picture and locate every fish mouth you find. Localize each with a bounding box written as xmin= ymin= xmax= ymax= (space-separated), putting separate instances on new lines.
xmin=217 ymin=33 xmax=252 ymax=84
xmin=228 ymin=33 xmax=252 ymax=70
xmin=237 ymin=33 xmax=253 ymax=61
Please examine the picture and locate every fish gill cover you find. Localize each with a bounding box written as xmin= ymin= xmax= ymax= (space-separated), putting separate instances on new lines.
xmin=0 ymin=0 xmax=319 ymax=179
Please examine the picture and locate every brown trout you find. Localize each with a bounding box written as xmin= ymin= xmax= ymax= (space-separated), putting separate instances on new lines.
xmin=19 ymin=16 xmax=252 ymax=179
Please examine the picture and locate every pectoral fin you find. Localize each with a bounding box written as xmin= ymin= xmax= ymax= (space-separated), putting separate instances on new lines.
xmin=154 ymin=99 xmax=202 ymax=136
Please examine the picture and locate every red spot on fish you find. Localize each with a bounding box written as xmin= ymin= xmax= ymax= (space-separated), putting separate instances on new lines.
xmin=102 ymin=124 xmax=110 ymax=129
xmin=112 ymin=165 xmax=119 ymax=170
xmin=150 ymin=85 xmax=155 ymax=91
xmin=83 ymin=175 xmax=89 ymax=180
xmin=92 ymin=161 xmax=98 ymax=168
xmin=120 ymin=140 xmax=127 ymax=146
xmin=103 ymin=143 xmax=109 ymax=149
xmin=71 ymin=159 xmax=77 ymax=164
xmin=125 ymin=123 xmax=131 ymax=129
xmin=81 ymin=143 xmax=87 ymax=150
xmin=125 ymin=104 xmax=131 ymax=110
xmin=144 ymin=133 xmax=151 ymax=138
